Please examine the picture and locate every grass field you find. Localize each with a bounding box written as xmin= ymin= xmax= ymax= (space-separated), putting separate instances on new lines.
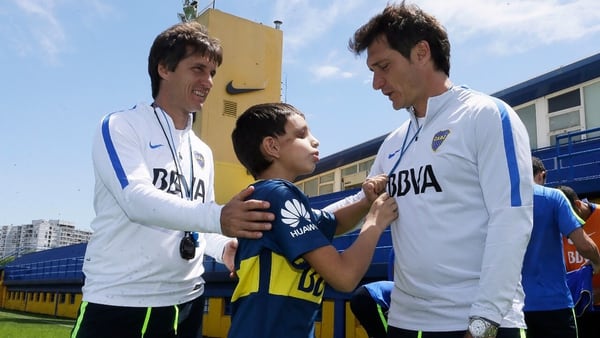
xmin=0 ymin=309 xmax=75 ymax=338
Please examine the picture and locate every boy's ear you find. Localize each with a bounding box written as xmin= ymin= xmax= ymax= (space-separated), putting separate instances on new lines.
xmin=262 ymin=136 xmax=280 ymax=159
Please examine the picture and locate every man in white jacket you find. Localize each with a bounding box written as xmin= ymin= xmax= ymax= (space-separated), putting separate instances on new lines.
xmin=71 ymin=21 xmax=273 ymax=338
xmin=342 ymin=2 xmax=534 ymax=338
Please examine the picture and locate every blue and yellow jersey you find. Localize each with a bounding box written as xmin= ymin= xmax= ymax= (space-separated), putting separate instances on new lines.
xmin=227 ymin=179 xmax=337 ymax=338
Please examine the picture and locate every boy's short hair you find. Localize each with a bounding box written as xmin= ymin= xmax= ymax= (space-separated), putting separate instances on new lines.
xmin=232 ymin=102 xmax=304 ymax=179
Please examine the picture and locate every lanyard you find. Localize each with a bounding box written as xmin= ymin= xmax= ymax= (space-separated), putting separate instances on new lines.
xmin=388 ymin=121 xmax=422 ymax=176
xmin=153 ymin=105 xmax=199 ymax=252
xmin=153 ymin=106 xmax=194 ymax=200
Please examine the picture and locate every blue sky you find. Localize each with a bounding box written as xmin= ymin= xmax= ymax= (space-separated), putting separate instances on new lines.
xmin=1 ymin=0 xmax=600 ymax=230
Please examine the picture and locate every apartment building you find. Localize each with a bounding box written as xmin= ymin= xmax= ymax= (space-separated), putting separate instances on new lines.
xmin=0 ymin=219 xmax=91 ymax=257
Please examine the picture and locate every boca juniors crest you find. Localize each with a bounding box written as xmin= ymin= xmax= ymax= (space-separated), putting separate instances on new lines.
xmin=194 ymin=151 xmax=205 ymax=169
xmin=432 ymin=129 xmax=450 ymax=151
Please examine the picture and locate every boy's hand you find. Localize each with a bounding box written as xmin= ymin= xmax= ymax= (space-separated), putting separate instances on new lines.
xmin=222 ymin=238 xmax=238 ymax=278
xmin=366 ymin=192 xmax=398 ymax=230
xmin=362 ymin=174 xmax=388 ymax=203
xmin=586 ymin=259 xmax=600 ymax=275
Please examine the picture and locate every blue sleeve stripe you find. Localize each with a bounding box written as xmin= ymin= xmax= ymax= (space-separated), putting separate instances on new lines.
xmin=493 ymin=98 xmax=522 ymax=207
xmin=101 ymin=114 xmax=129 ymax=189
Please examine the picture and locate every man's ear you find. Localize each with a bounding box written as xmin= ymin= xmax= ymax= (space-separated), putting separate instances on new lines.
xmin=413 ymin=40 xmax=431 ymax=63
xmin=157 ymin=63 xmax=170 ymax=80
xmin=575 ymin=199 xmax=585 ymax=213
xmin=261 ymin=136 xmax=280 ymax=159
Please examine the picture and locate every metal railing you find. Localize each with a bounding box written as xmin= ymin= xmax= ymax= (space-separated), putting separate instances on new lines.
xmin=553 ymin=126 xmax=600 ymax=184
xmin=4 ymin=256 xmax=84 ymax=282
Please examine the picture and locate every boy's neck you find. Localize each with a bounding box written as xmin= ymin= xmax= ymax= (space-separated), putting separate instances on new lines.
xmin=257 ymin=169 xmax=297 ymax=183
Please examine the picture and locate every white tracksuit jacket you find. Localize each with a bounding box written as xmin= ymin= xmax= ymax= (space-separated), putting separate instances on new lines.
xmin=332 ymin=86 xmax=533 ymax=331
xmin=82 ymin=103 xmax=229 ymax=307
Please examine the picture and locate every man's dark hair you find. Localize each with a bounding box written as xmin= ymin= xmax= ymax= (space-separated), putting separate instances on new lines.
xmin=348 ymin=1 xmax=451 ymax=76
xmin=532 ymin=156 xmax=546 ymax=176
xmin=232 ymin=103 xmax=304 ymax=179
xmin=148 ymin=21 xmax=223 ymax=99
xmin=556 ymin=185 xmax=579 ymax=207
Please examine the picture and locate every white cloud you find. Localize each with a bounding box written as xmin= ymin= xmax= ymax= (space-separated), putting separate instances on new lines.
xmin=308 ymin=49 xmax=361 ymax=81
xmin=310 ymin=65 xmax=354 ymax=80
xmin=273 ymin=0 xmax=365 ymax=53
xmin=12 ymin=0 xmax=66 ymax=63
xmin=246 ymin=0 xmax=600 ymax=83
xmin=281 ymin=0 xmax=600 ymax=59
xmin=418 ymin=0 xmax=600 ymax=54
xmin=271 ymin=0 xmax=374 ymax=81
xmin=5 ymin=0 xmax=114 ymax=64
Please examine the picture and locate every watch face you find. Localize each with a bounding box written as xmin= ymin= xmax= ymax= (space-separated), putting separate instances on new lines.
xmin=469 ymin=319 xmax=487 ymax=336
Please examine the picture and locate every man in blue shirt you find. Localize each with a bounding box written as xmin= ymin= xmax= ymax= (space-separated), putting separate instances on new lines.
xmin=521 ymin=157 xmax=600 ymax=338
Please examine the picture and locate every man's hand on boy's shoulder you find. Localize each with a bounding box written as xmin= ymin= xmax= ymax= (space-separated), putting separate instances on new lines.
xmin=220 ymin=186 xmax=274 ymax=239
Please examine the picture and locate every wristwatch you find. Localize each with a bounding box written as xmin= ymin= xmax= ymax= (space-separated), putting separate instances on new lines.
xmin=468 ymin=316 xmax=498 ymax=338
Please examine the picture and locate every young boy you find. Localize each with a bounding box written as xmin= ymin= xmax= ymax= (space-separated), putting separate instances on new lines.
xmin=227 ymin=102 xmax=398 ymax=338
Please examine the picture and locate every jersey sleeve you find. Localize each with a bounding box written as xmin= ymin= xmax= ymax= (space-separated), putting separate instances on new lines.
xmin=311 ymin=208 xmax=337 ymax=239
xmin=265 ymin=184 xmax=334 ymax=264
xmin=469 ymin=98 xmax=534 ymax=323
xmin=556 ymin=189 xmax=584 ymax=237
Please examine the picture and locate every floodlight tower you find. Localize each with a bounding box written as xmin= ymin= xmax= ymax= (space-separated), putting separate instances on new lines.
xmin=178 ymin=0 xmax=199 ymax=22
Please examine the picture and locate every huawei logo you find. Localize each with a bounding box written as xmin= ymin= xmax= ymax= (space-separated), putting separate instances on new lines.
xmin=225 ymin=80 xmax=265 ymax=95
xmin=281 ymin=199 xmax=310 ymax=228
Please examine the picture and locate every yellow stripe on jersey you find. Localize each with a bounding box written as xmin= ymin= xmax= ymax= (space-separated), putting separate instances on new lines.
xmin=269 ymin=252 xmax=324 ymax=304
xmin=233 ymin=252 xmax=325 ymax=304
xmin=231 ymin=255 xmax=261 ymax=302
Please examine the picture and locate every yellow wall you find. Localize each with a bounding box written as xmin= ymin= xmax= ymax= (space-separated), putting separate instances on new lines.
xmin=25 ymin=292 xmax=55 ymax=316
xmin=202 ymin=298 xmax=231 ymax=338
xmin=213 ymin=161 xmax=255 ymax=206
xmin=195 ymin=9 xmax=283 ymax=203
xmin=200 ymin=297 xmax=369 ymax=338
xmin=0 ymin=290 xmax=370 ymax=337
xmin=2 ymin=291 xmax=80 ymax=319
xmin=4 ymin=291 xmax=26 ymax=312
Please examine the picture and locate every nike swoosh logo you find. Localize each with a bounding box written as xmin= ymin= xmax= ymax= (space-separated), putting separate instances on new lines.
xmin=388 ymin=149 xmax=400 ymax=159
xmin=226 ymin=81 xmax=265 ymax=95
xmin=149 ymin=142 xmax=164 ymax=149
